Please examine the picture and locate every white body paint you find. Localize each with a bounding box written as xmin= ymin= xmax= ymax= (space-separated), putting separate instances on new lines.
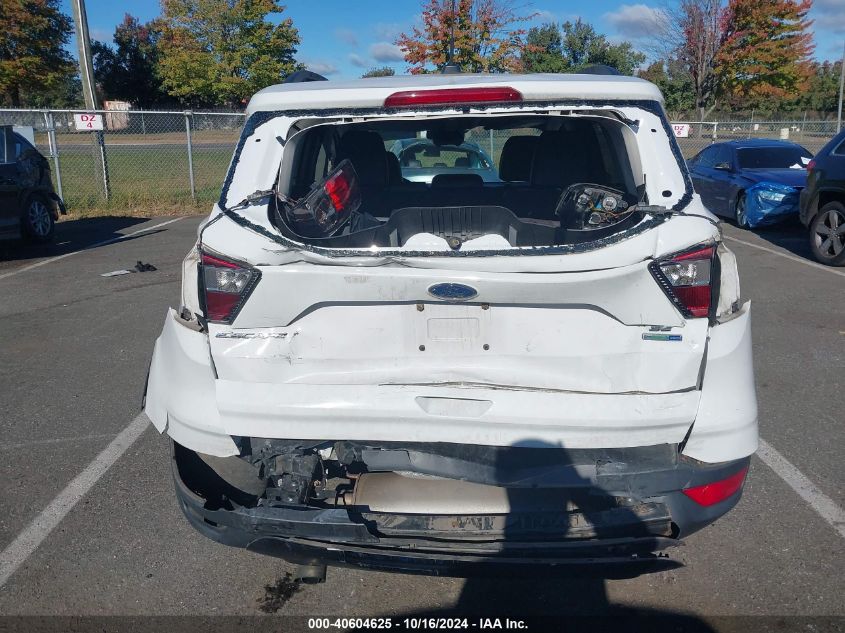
xmin=145 ymin=74 xmax=758 ymax=465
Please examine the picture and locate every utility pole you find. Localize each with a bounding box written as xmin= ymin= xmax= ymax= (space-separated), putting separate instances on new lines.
xmin=838 ymin=39 xmax=845 ymax=134
xmin=70 ymin=0 xmax=110 ymax=199
xmin=71 ymin=0 xmax=98 ymax=109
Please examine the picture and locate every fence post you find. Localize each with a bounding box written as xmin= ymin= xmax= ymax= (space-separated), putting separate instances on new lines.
xmin=45 ymin=110 xmax=63 ymax=200
xmin=489 ymin=129 xmax=494 ymax=161
xmin=185 ymin=111 xmax=196 ymax=201
xmin=96 ymin=129 xmax=111 ymax=201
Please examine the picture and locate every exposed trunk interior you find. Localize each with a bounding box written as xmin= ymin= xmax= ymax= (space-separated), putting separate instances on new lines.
xmin=271 ymin=113 xmax=648 ymax=249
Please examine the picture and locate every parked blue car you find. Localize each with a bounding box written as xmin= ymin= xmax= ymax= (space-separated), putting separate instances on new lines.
xmin=687 ymin=139 xmax=812 ymax=228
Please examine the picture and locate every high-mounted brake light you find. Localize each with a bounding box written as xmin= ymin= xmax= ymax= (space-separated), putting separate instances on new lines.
xmin=384 ymin=87 xmax=523 ymax=108
xmin=200 ymin=252 xmax=260 ymax=324
xmin=649 ymin=245 xmax=716 ymax=318
xmin=682 ymin=466 xmax=748 ymax=507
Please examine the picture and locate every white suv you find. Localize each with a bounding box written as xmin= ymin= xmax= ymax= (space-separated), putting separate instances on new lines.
xmin=144 ymin=73 xmax=757 ymax=579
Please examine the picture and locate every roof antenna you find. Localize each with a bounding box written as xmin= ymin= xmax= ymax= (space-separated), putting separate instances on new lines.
xmin=442 ymin=0 xmax=461 ymax=74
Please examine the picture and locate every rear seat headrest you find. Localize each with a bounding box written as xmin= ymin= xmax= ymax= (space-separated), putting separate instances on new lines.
xmin=385 ymin=152 xmax=403 ymax=184
xmin=431 ymin=173 xmax=484 ymax=188
xmin=336 ymin=130 xmax=388 ymax=188
xmin=499 ymin=136 xmax=539 ymax=182
xmin=531 ymin=131 xmax=594 ymax=187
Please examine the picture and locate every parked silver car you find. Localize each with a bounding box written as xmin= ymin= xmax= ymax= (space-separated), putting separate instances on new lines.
xmin=389 ymin=137 xmax=499 ymax=183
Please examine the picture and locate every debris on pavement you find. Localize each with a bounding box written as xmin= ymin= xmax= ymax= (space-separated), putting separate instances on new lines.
xmin=100 ymin=261 xmax=157 ymax=277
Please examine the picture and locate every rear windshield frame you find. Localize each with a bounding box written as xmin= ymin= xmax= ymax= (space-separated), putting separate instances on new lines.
xmin=217 ymin=99 xmax=690 ymax=259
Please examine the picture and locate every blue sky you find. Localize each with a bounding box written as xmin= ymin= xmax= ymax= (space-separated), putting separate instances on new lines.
xmin=63 ymin=0 xmax=845 ymax=79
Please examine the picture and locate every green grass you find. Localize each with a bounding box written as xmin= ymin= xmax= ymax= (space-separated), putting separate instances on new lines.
xmin=54 ymin=145 xmax=232 ymax=218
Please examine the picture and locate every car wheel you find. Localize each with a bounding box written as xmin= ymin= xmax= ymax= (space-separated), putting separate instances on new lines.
xmin=809 ymin=201 xmax=845 ymax=266
xmin=734 ymin=193 xmax=749 ymax=229
xmin=22 ymin=194 xmax=55 ymax=243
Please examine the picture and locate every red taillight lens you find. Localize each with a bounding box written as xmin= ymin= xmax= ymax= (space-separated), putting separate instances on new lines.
xmin=682 ymin=466 xmax=748 ymax=507
xmin=324 ymin=167 xmax=354 ymax=210
xmin=384 ymin=87 xmax=523 ymax=108
xmin=806 ymin=159 xmax=815 ymax=172
xmin=200 ymin=253 xmax=260 ymax=323
xmin=286 ymin=159 xmax=362 ymax=238
xmin=650 ymin=245 xmax=716 ymax=318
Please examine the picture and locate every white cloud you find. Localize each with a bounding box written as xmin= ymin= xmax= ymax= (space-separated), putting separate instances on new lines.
xmin=374 ymin=22 xmax=403 ymax=40
xmin=533 ymin=9 xmax=558 ymax=22
xmin=603 ymin=4 xmax=665 ymax=40
xmin=335 ymin=28 xmax=359 ymax=47
xmin=304 ymin=61 xmax=339 ymax=76
xmin=811 ymin=0 xmax=845 ymax=35
xmin=370 ymin=42 xmax=405 ymax=62
xmin=348 ymin=53 xmax=368 ymax=68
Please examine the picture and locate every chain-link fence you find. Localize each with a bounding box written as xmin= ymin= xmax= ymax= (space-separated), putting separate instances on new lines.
xmin=0 ymin=108 xmax=245 ymax=213
xmin=1 ymin=108 xmax=842 ymax=214
xmin=669 ymin=119 xmax=841 ymax=158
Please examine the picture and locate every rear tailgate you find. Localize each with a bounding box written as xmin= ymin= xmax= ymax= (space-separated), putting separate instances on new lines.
xmin=207 ymin=259 xmax=707 ymax=447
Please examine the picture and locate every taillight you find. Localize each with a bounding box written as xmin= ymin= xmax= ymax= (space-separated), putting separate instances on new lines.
xmin=384 ymin=87 xmax=523 ymax=108
xmin=649 ymin=245 xmax=716 ymax=318
xmin=200 ymin=252 xmax=260 ymax=324
xmin=286 ymin=159 xmax=362 ymax=238
xmin=806 ymin=159 xmax=815 ymax=173
xmin=682 ymin=466 xmax=748 ymax=507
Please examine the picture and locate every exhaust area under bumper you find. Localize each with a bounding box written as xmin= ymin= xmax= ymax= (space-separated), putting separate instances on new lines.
xmin=170 ymin=440 xmax=749 ymax=576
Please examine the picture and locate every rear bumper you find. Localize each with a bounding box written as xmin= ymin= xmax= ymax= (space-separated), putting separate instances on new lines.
xmin=145 ymin=304 xmax=757 ymax=464
xmin=171 ymin=441 xmax=749 ymax=575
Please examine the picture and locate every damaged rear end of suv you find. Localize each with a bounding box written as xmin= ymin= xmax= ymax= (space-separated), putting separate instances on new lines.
xmin=144 ymin=73 xmax=757 ymax=579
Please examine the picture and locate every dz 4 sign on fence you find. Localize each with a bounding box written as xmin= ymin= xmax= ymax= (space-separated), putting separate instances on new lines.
xmin=74 ymin=114 xmax=103 ymax=131
xmin=672 ymin=124 xmax=690 ymax=138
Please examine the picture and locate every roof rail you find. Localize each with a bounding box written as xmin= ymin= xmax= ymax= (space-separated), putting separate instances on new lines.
xmin=284 ymin=70 xmax=329 ymax=84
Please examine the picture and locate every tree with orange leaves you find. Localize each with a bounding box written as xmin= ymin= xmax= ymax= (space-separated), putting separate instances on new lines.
xmin=714 ymin=0 xmax=814 ymax=108
xmin=395 ymin=0 xmax=534 ymax=74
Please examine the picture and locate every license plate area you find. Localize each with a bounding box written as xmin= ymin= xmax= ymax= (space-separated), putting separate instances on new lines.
xmin=415 ymin=303 xmax=492 ymax=354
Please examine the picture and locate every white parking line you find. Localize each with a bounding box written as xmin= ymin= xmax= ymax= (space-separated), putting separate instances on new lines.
xmin=723 ymin=235 xmax=845 ymax=278
xmin=757 ymin=438 xmax=845 ymax=539
xmin=0 ymin=217 xmax=183 ymax=282
xmin=0 ymin=413 xmax=149 ymax=588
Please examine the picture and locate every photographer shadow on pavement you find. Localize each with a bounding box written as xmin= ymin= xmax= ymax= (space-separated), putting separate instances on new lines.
xmin=381 ymin=439 xmax=716 ymax=632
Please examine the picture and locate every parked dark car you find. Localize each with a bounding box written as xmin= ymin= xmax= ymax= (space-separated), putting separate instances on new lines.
xmin=799 ymin=129 xmax=845 ymax=266
xmin=687 ymin=139 xmax=811 ymax=229
xmin=0 ymin=125 xmax=65 ymax=243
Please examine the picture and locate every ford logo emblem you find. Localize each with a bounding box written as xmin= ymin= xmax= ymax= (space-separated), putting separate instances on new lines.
xmin=427 ymin=283 xmax=478 ymax=301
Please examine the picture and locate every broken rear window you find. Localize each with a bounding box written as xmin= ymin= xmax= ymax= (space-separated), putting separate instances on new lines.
xmin=271 ymin=114 xmax=649 ymax=250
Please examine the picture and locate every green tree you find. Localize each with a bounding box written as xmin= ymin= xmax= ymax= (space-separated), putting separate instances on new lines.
xmin=638 ymin=59 xmax=696 ymax=117
xmin=521 ymin=24 xmax=567 ymax=73
xmin=362 ymin=67 xmax=396 ymax=78
xmin=0 ymin=0 xmax=75 ymax=107
xmin=93 ymin=14 xmax=169 ymax=108
xmin=156 ymin=0 xmax=302 ymax=108
xmin=714 ymin=0 xmax=814 ymax=109
xmin=798 ymin=61 xmax=843 ymax=115
xmin=522 ymin=20 xmax=645 ymax=76
xmin=396 ymin=0 xmax=534 ymax=74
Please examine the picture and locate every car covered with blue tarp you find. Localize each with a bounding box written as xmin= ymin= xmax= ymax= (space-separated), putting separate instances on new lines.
xmin=687 ymin=139 xmax=811 ymax=228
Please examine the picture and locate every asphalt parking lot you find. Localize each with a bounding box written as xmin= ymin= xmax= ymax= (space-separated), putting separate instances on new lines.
xmin=0 ymin=215 xmax=843 ymax=631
